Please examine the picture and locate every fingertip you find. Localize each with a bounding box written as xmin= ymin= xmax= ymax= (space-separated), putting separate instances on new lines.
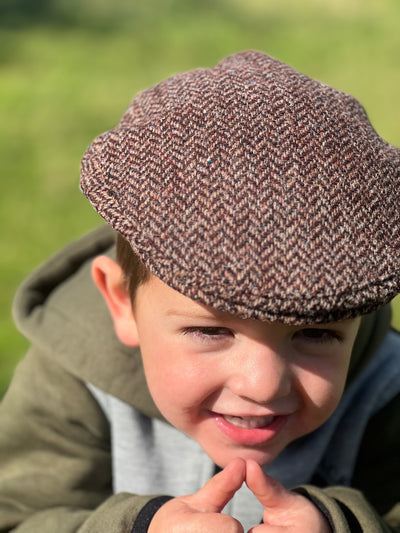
xmin=245 ymin=458 xmax=260 ymax=469
xmin=245 ymin=458 xmax=263 ymax=479
xmin=227 ymin=457 xmax=246 ymax=469
xmin=245 ymin=463 xmax=289 ymax=509
xmin=194 ymin=457 xmax=246 ymax=512
xmin=245 ymin=459 xmax=269 ymax=496
xmin=224 ymin=457 xmax=246 ymax=482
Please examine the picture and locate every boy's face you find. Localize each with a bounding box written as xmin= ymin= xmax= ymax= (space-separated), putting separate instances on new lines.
xmin=127 ymin=275 xmax=360 ymax=468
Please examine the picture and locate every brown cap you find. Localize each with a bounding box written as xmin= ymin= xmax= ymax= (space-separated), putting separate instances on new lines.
xmin=80 ymin=50 xmax=400 ymax=324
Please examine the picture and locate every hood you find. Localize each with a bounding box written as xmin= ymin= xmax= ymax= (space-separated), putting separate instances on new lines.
xmin=12 ymin=225 xmax=162 ymax=420
xmin=12 ymin=225 xmax=392 ymax=419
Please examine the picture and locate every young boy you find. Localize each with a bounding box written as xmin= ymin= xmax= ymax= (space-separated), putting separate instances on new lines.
xmin=0 ymin=50 xmax=399 ymax=532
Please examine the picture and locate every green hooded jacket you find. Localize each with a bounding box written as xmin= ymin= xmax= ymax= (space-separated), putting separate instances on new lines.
xmin=0 ymin=225 xmax=399 ymax=532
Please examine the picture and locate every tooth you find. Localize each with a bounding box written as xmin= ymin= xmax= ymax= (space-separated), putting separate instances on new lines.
xmin=223 ymin=415 xmax=274 ymax=429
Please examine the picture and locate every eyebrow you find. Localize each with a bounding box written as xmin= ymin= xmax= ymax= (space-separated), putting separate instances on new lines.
xmin=164 ymin=309 xmax=220 ymax=321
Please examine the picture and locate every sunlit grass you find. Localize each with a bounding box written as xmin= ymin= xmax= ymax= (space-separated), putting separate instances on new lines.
xmin=1 ymin=0 xmax=399 ymax=394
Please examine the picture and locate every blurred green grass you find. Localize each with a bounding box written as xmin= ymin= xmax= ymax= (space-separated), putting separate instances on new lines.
xmin=1 ymin=0 xmax=400 ymax=395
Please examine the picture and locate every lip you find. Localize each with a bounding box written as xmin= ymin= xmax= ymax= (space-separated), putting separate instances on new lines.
xmin=212 ymin=411 xmax=288 ymax=446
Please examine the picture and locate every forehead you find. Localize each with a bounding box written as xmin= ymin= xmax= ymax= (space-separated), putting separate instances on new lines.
xmin=135 ymin=273 xmax=360 ymax=334
xmin=136 ymin=273 xmax=228 ymax=320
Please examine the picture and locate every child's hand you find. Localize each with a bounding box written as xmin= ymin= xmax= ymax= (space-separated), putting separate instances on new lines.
xmin=148 ymin=458 xmax=246 ymax=533
xmin=245 ymin=459 xmax=331 ymax=533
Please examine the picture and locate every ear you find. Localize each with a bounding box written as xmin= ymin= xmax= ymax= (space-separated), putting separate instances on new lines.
xmin=91 ymin=255 xmax=140 ymax=347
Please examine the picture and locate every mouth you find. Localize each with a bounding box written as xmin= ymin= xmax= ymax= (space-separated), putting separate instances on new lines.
xmin=211 ymin=411 xmax=287 ymax=446
xmin=222 ymin=414 xmax=275 ymax=429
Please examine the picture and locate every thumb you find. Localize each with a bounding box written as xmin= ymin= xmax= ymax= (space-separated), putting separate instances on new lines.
xmin=246 ymin=459 xmax=295 ymax=510
xmin=190 ymin=457 xmax=246 ymax=513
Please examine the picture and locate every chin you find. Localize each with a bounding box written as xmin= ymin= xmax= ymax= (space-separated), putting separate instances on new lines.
xmin=206 ymin=445 xmax=282 ymax=469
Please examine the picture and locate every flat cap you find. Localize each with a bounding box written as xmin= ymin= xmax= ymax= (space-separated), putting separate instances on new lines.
xmin=81 ymin=50 xmax=400 ymax=324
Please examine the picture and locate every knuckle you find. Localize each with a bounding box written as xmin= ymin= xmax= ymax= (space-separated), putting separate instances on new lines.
xmin=218 ymin=514 xmax=244 ymax=533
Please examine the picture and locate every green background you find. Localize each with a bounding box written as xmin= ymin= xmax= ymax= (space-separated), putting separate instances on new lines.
xmin=1 ymin=0 xmax=399 ymax=396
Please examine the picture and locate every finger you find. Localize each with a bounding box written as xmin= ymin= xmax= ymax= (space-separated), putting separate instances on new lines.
xmin=149 ymin=498 xmax=244 ymax=533
xmin=191 ymin=457 xmax=246 ymax=513
xmin=246 ymin=459 xmax=295 ymax=510
xmin=182 ymin=512 xmax=245 ymax=533
xmin=246 ymin=461 xmax=332 ymax=532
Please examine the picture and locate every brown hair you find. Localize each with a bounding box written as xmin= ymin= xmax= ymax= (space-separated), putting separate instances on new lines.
xmin=116 ymin=232 xmax=150 ymax=303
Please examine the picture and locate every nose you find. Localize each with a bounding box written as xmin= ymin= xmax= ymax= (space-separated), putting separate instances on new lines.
xmin=225 ymin=340 xmax=292 ymax=405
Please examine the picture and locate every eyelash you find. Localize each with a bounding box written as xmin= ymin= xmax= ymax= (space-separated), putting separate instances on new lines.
xmin=182 ymin=327 xmax=233 ymax=341
xmin=181 ymin=326 xmax=342 ymax=346
xmin=293 ymin=328 xmax=342 ymax=344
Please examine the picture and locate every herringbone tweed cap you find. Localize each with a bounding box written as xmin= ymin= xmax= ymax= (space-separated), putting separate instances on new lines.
xmin=81 ymin=50 xmax=400 ymax=324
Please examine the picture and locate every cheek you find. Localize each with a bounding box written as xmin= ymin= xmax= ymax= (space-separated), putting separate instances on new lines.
xmin=297 ymin=356 xmax=350 ymax=422
xmin=141 ymin=343 xmax=218 ymax=415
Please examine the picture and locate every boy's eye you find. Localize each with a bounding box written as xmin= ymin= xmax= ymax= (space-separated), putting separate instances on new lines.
xmin=293 ymin=328 xmax=341 ymax=344
xmin=182 ymin=327 xmax=233 ymax=341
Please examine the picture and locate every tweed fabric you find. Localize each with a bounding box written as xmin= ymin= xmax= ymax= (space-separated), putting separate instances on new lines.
xmin=80 ymin=50 xmax=400 ymax=324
